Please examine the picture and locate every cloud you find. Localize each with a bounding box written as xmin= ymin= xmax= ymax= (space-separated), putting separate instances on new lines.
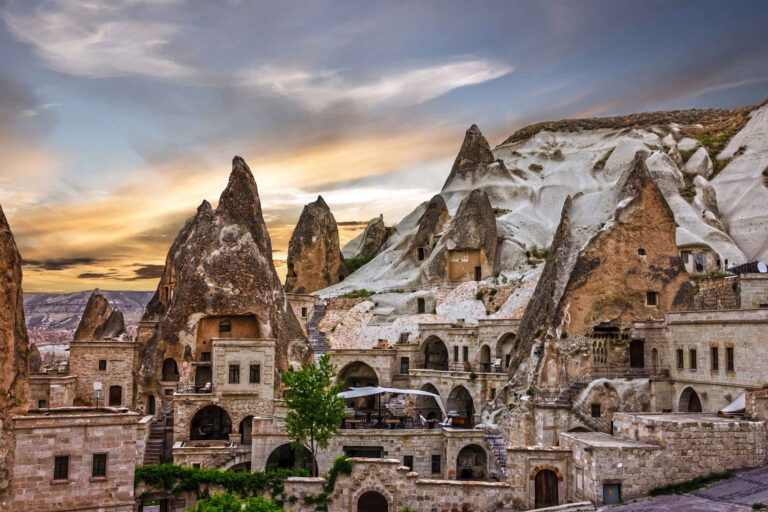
xmin=239 ymin=58 xmax=513 ymax=111
xmin=2 ymin=0 xmax=197 ymax=79
xmin=23 ymin=257 xmax=101 ymax=270
xmin=126 ymin=263 xmax=165 ymax=280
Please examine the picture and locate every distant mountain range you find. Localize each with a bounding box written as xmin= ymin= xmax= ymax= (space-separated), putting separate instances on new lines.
xmin=24 ymin=290 xmax=153 ymax=345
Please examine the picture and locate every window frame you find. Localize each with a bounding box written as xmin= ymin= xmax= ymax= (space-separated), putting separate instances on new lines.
xmin=689 ymin=349 xmax=697 ymax=370
xmin=92 ymin=453 xmax=108 ymax=478
xmin=400 ymin=357 xmax=410 ymax=375
xmin=229 ymin=363 xmax=240 ymax=384
xmin=53 ymin=455 xmax=69 ymax=481
xmin=726 ymin=346 xmax=735 ymax=372
xmin=403 ymin=455 xmax=414 ymax=471
xmin=98 ymin=359 xmax=107 ymax=371
xmin=249 ymin=364 xmax=261 ymax=384
xmin=646 ymin=291 xmax=658 ymax=306
xmin=431 ymin=454 xmax=441 ymax=474
xmin=676 ymin=349 xmax=685 ymax=370
xmin=710 ymin=346 xmax=719 ymax=372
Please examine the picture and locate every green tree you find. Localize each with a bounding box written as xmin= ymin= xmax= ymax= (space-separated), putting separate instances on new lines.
xmin=191 ymin=492 xmax=281 ymax=512
xmin=281 ymin=354 xmax=345 ymax=477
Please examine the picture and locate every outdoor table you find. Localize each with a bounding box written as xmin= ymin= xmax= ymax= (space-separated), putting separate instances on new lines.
xmin=345 ymin=419 xmax=362 ymax=429
xmin=384 ymin=418 xmax=400 ymax=429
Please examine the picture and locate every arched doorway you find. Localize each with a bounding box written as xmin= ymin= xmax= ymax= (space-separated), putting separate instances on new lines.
xmin=239 ymin=416 xmax=253 ymax=444
xmin=415 ymin=383 xmax=442 ymax=420
xmin=496 ymin=333 xmax=516 ymax=371
xmin=535 ymin=469 xmax=559 ymax=508
xmin=456 ymin=444 xmax=487 ymax=480
xmin=357 ymin=491 xmax=388 ymax=512
xmin=161 ymin=358 xmax=179 ymax=381
xmin=190 ymin=405 xmax=232 ymax=440
xmin=338 ymin=361 xmax=379 ymax=413
xmin=265 ymin=443 xmax=316 ymax=474
xmin=423 ymin=336 xmax=449 ymax=371
xmin=479 ymin=344 xmax=492 ymax=372
xmin=679 ymin=387 xmax=703 ymax=412
xmin=447 ymin=385 xmax=474 ymax=428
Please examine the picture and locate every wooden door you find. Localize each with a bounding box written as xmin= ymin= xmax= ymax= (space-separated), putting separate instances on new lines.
xmin=534 ymin=470 xmax=558 ymax=508
xmin=629 ymin=340 xmax=644 ymax=369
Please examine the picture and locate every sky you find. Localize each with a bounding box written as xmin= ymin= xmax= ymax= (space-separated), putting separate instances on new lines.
xmin=0 ymin=0 xmax=766 ymax=293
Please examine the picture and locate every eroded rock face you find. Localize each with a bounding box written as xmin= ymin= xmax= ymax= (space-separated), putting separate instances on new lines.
xmin=73 ymin=291 xmax=126 ymax=341
xmin=140 ymin=156 xmax=308 ymax=394
xmin=442 ymin=124 xmax=496 ymax=189
xmin=27 ymin=344 xmax=42 ymax=374
xmin=409 ymin=194 xmax=449 ymax=262
xmin=0 ymin=204 xmax=29 ymax=493
xmin=351 ymin=215 xmax=391 ymax=260
xmin=285 ymin=196 xmax=347 ymax=294
xmin=423 ymin=189 xmax=498 ymax=282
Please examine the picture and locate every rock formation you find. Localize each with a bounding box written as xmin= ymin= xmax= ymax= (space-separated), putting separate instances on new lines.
xmin=284 ymin=196 xmax=347 ymax=294
xmin=442 ymin=124 xmax=496 ymax=189
xmin=73 ymin=290 xmax=126 ymax=341
xmin=342 ymin=215 xmax=392 ymax=261
xmin=0 ymin=204 xmax=29 ymax=493
xmin=27 ymin=344 xmax=42 ymax=374
xmin=140 ymin=156 xmax=308 ymax=394
xmin=509 ymin=153 xmax=689 ymax=385
xmin=408 ymin=194 xmax=449 ymax=262
xmin=423 ymin=188 xmax=498 ymax=282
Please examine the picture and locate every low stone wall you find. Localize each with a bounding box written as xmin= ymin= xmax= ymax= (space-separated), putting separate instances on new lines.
xmin=691 ymin=277 xmax=740 ymax=311
xmin=562 ymin=413 xmax=767 ymax=505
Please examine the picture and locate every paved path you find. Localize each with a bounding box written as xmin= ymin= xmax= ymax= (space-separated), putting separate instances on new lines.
xmin=601 ymin=466 xmax=768 ymax=511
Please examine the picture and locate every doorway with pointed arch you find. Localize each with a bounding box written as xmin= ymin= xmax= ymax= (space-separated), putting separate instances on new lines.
xmin=357 ymin=490 xmax=388 ymax=512
xmin=679 ymin=386 xmax=703 ymax=412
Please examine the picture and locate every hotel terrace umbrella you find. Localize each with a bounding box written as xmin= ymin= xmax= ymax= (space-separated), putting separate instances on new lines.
xmin=337 ymin=386 xmax=447 ymax=419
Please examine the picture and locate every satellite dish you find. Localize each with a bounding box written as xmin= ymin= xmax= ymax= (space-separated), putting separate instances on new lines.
xmin=758 ymin=261 xmax=768 ymax=273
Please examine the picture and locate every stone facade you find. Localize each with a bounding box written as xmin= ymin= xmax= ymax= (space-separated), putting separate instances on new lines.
xmin=68 ymin=340 xmax=138 ymax=408
xmin=1 ymin=408 xmax=145 ymax=512
xmin=562 ymin=413 xmax=767 ymax=505
xmin=740 ymin=273 xmax=768 ymax=309
xmin=28 ymin=374 xmax=77 ymax=410
xmin=285 ymin=293 xmax=316 ymax=334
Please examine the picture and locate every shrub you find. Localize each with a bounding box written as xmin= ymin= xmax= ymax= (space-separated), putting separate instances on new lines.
xmin=192 ymin=493 xmax=282 ymax=512
xmin=529 ymin=163 xmax=543 ymax=172
xmin=469 ymin=372 xmax=478 ymax=380
xmin=649 ymin=472 xmax=732 ymax=496
xmin=592 ymin=148 xmax=614 ymax=171
xmin=475 ymin=291 xmax=485 ymax=300
xmin=340 ymin=289 xmax=373 ymax=299
xmin=344 ymin=255 xmax=374 ymax=274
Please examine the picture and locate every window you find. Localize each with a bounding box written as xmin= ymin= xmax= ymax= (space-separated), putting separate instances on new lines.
xmin=201 ymin=352 xmax=211 ymax=362
xmin=646 ymin=291 xmax=658 ymax=306
xmin=454 ymin=346 xmax=459 ymax=363
xmin=92 ymin=453 xmax=107 ymax=478
xmin=677 ymin=349 xmax=685 ymax=370
xmin=431 ymin=454 xmax=441 ymax=474
xmin=637 ymin=248 xmax=646 ymax=256
xmin=417 ymin=247 xmax=425 ymax=261
xmin=400 ymin=357 xmax=410 ymax=375
xmin=417 ymin=298 xmax=425 ymax=314
xmin=98 ymin=360 xmax=107 ymax=371
xmin=219 ymin=319 xmax=232 ymax=337
xmin=726 ymin=347 xmax=735 ymax=372
xmin=229 ymin=364 xmax=240 ymax=384
xmin=505 ymin=354 xmax=512 ymax=369
xmin=301 ymin=307 xmax=308 ymax=318
xmin=710 ymin=347 xmax=719 ymax=371
xmin=490 ymin=388 xmax=496 ymax=399
xmin=53 ymin=455 xmax=69 ymax=481
xmin=591 ymin=403 xmax=601 ymax=418
xmin=249 ymin=364 xmax=261 ymax=384
xmin=192 ymin=463 xmax=201 ymax=469
xmin=689 ymin=349 xmax=697 ymax=370
xmin=403 ymin=455 xmax=414 ymax=471
xmin=463 ymin=346 xmax=469 ymax=363
xmin=38 ymin=399 xmax=47 ymax=409
xmin=399 ymin=332 xmax=410 ymax=344
xmin=681 ymin=251 xmax=690 ymax=263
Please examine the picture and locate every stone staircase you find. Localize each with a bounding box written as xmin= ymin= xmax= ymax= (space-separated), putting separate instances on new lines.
xmin=143 ymin=420 xmax=166 ymax=465
xmin=554 ymin=381 xmax=588 ymax=407
xmin=484 ymin=429 xmax=510 ymax=479
xmin=307 ymin=301 xmax=330 ymax=359
xmin=204 ymin=449 xmax=238 ymax=469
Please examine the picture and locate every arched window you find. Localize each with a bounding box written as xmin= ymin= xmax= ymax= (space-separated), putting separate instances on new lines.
xmin=456 ymin=444 xmax=487 ymax=480
xmin=162 ymin=358 xmax=179 ymax=381
xmin=357 ymin=491 xmax=388 ymax=512
xmin=190 ymin=405 xmax=232 ymax=440
xmin=422 ymin=336 xmax=449 ymax=371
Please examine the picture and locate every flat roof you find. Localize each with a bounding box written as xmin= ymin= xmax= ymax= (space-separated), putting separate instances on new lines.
xmin=619 ymin=412 xmax=754 ymax=424
xmin=561 ymin=432 xmax=658 ymax=449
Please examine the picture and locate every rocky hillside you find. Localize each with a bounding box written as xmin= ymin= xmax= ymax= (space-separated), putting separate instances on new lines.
xmin=0 ymin=203 xmax=29 ymax=494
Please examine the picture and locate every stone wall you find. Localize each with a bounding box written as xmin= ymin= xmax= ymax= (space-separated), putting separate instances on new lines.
xmin=740 ymin=274 xmax=768 ymax=309
xmin=2 ymin=408 xmax=142 ymax=512
xmin=563 ymin=413 xmax=767 ymax=505
xmin=690 ymin=277 xmax=740 ymax=311
xmin=28 ymin=374 xmax=77 ymax=409
xmin=507 ymin=446 xmax=571 ymax=509
xmin=68 ymin=340 xmax=138 ymax=408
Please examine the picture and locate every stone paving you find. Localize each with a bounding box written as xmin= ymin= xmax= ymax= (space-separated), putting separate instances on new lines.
xmin=602 ymin=466 xmax=768 ymax=511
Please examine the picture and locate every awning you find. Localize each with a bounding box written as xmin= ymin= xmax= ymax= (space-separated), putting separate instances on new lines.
xmin=719 ymin=392 xmax=746 ymax=416
xmin=338 ymin=386 xmax=446 ymax=417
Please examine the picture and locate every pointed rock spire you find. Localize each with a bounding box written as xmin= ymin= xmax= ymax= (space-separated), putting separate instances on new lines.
xmin=285 ymin=195 xmax=347 ymax=293
xmin=73 ymin=290 xmax=126 ymax=341
xmin=140 ymin=156 xmax=308 ymax=395
xmin=442 ymin=124 xmax=496 ymax=190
